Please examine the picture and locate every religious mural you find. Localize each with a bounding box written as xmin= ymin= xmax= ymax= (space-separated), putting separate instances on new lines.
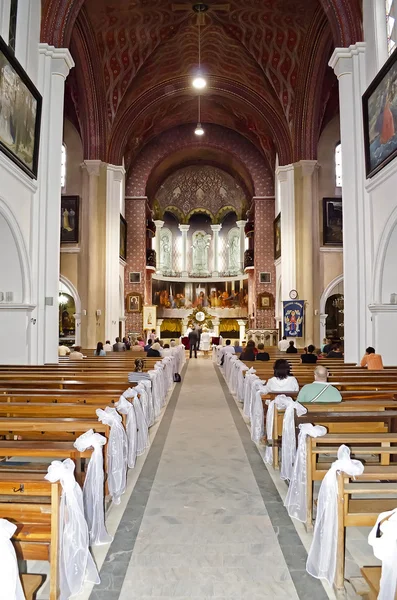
xmin=152 ymin=279 xmax=248 ymax=318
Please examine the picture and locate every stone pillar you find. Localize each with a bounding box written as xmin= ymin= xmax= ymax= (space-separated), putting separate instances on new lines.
xmin=237 ymin=319 xmax=246 ymax=344
xmin=212 ymin=318 xmax=220 ymax=338
xmin=296 ymin=161 xmax=319 ymax=346
xmin=154 ymin=219 xmax=164 ymax=273
xmin=156 ymin=319 xmax=163 ymax=340
xmin=210 ymin=224 xmax=222 ymax=275
xmin=236 ymin=220 xmax=247 ymax=272
xmin=330 ymin=44 xmax=370 ymax=363
xmin=275 ymin=165 xmax=296 ymax=302
xmin=319 ymin=313 xmax=328 ymax=343
xmin=32 ymin=45 xmax=74 ymax=363
xmin=178 ymin=224 xmax=190 ymax=276
xmin=81 ymin=160 xmax=104 ymax=348
xmin=182 ymin=318 xmax=189 ymax=336
xmin=105 ymin=165 xmax=125 ymax=343
xmin=363 ymin=0 xmax=388 ymax=81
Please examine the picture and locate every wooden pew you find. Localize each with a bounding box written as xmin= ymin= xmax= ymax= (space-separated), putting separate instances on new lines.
xmin=0 ymin=474 xmax=60 ymax=600
xmin=0 ymin=417 xmax=109 ymax=441
xmin=334 ymin=471 xmax=397 ymax=594
xmin=360 ymin=567 xmax=397 ymax=600
xmin=306 ymin=432 xmax=397 ymax=531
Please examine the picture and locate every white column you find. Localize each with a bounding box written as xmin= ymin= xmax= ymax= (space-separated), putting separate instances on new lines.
xmin=276 ymin=165 xmax=296 ymax=302
xmin=237 ymin=319 xmax=246 ymax=344
xmin=106 ymin=165 xmax=125 ymax=342
xmin=329 ymin=44 xmax=370 ymax=363
xmin=0 ymin=0 xmax=11 ymax=43
xmin=178 ymin=224 xmax=190 ymax=276
xmin=236 ymin=220 xmax=246 ymax=272
xmin=156 ymin=319 xmax=163 ymax=340
xmin=210 ymin=224 xmax=222 ymax=275
xmin=363 ymin=0 xmax=388 ymax=81
xmin=32 ymin=45 xmax=74 ymax=364
xmin=154 ymin=219 xmax=164 ymax=273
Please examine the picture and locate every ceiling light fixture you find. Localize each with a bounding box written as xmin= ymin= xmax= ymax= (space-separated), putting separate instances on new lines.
xmin=195 ymin=95 xmax=204 ymax=136
xmin=192 ymin=9 xmax=206 ymax=89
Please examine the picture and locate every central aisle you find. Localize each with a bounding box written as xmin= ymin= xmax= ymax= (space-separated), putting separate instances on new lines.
xmin=92 ymin=359 xmax=328 ymax=600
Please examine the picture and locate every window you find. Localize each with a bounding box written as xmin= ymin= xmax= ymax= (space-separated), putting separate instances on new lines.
xmin=335 ymin=143 xmax=342 ymax=188
xmin=386 ymin=0 xmax=397 ymax=55
xmin=8 ymin=0 xmax=18 ymax=52
xmin=61 ymin=144 xmax=66 ymax=190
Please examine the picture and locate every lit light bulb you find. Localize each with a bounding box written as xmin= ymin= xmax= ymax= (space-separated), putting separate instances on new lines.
xmin=192 ymin=76 xmax=207 ymax=89
xmin=194 ymin=123 xmax=204 ymax=136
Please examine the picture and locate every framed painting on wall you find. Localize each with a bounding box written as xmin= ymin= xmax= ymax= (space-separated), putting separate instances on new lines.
xmin=257 ymin=292 xmax=274 ymax=309
xmin=274 ymin=213 xmax=281 ymax=259
xmin=143 ymin=305 xmax=156 ymax=329
xmin=0 ymin=36 xmax=42 ymax=178
xmin=323 ymin=197 xmax=342 ymax=246
xmin=61 ymin=195 xmax=79 ymax=243
xmin=120 ymin=215 xmax=127 ymax=260
xmin=363 ymin=47 xmax=397 ymax=178
xmin=126 ymin=292 xmax=142 ymax=313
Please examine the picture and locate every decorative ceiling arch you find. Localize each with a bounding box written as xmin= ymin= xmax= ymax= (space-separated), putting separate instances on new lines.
xmin=125 ymin=124 xmax=273 ymax=199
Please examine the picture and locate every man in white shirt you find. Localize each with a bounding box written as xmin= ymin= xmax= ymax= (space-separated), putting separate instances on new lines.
xmin=103 ymin=340 xmax=112 ymax=352
xmin=69 ymin=345 xmax=84 ymax=360
xmin=278 ymin=336 xmax=289 ymax=352
xmin=220 ymin=339 xmax=236 ymax=365
xmin=58 ymin=344 xmax=70 ymax=356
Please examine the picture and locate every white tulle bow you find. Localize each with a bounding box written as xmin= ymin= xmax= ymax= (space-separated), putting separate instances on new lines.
xmin=0 ymin=518 xmax=26 ymax=600
xmin=116 ymin=396 xmax=138 ymax=469
xmin=96 ymin=407 xmax=127 ymax=505
xmin=74 ymin=429 xmax=112 ymax=546
xmin=284 ymin=423 xmax=327 ymax=522
xmin=250 ymin=383 xmax=267 ymax=443
xmin=368 ymin=508 xmax=397 ymax=600
xmin=306 ymin=445 xmax=364 ymax=586
xmin=45 ymin=459 xmax=100 ymax=599
xmin=276 ymin=396 xmax=307 ymax=481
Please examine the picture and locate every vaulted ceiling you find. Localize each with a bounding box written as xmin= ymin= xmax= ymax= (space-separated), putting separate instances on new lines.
xmin=42 ymin=0 xmax=362 ymax=177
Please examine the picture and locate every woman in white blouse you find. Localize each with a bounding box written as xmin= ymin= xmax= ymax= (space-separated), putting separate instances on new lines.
xmin=266 ymin=359 xmax=299 ymax=392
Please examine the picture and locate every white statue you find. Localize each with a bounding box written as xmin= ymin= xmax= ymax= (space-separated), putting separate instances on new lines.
xmin=228 ymin=228 xmax=240 ymax=272
xmin=160 ymin=229 xmax=172 ymax=272
xmin=192 ymin=231 xmax=211 ymax=273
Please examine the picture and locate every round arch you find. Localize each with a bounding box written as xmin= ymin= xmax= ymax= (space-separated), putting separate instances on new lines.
xmin=59 ymin=275 xmax=81 ymax=346
xmin=373 ymin=205 xmax=397 ymax=304
xmin=319 ymin=274 xmax=344 ymax=341
xmin=0 ymin=197 xmax=32 ymax=305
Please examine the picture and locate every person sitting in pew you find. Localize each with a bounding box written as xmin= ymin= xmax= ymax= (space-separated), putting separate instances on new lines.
xmin=103 ymin=340 xmax=113 ymax=352
xmin=256 ymin=343 xmax=270 ymax=362
xmin=286 ymin=341 xmax=298 ymax=354
xmin=144 ymin=339 xmax=153 ymax=352
xmin=58 ymin=344 xmax=70 ymax=356
xmin=266 ymin=359 xmax=299 ymax=392
xmin=327 ymin=343 xmax=344 ymax=358
xmin=94 ymin=341 xmax=106 ymax=356
xmin=233 ymin=340 xmax=243 ymax=354
xmin=278 ymin=336 xmax=289 ymax=352
xmin=147 ymin=342 xmax=162 ymax=358
xmin=301 ymin=344 xmax=318 ymax=364
xmin=240 ymin=340 xmax=256 ymax=361
xmin=360 ymin=346 xmax=384 ymax=370
xmin=297 ymin=365 xmax=342 ymax=403
xmin=69 ymin=345 xmax=84 ymax=359
xmin=113 ymin=337 xmax=126 ymax=352
xmin=322 ymin=337 xmax=333 ymax=355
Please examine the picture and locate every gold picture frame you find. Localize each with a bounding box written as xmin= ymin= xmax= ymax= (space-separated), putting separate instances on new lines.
xmin=126 ymin=292 xmax=142 ymax=313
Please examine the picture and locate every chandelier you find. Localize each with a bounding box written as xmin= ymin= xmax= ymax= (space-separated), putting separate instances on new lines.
xmin=332 ymin=295 xmax=344 ymax=310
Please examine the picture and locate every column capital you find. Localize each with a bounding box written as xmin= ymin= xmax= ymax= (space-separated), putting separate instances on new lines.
xmin=210 ymin=224 xmax=222 ymax=232
xmin=154 ymin=219 xmax=165 ymax=229
xmin=107 ymin=164 xmax=125 ymax=181
xmin=329 ymin=42 xmax=366 ymax=77
xmin=276 ymin=164 xmax=294 ymax=182
xmin=236 ymin=220 xmax=247 ymax=228
xmin=82 ymin=160 xmax=102 ymax=177
xmin=38 ymin=44 xmax=75 ymax=78
xmin=178 ymin=224 xmax=190 ymax=232
xmin=297 ymin=160 xmax=319 ymax=177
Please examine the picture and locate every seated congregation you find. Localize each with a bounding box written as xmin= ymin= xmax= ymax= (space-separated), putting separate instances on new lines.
xmin=0 ymin=345 xmax=185 ymax=599
xmin=220 ymin=339 xmax=397 ymax=599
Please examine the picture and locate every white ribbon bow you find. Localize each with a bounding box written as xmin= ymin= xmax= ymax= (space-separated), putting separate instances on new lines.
xmin=277 ymin=396 xmax=307 ymax=482
xmin=250 ymin=383 xmax=268 ymax=443
xmin=306 ymin=445 xmax=364 ymax=586
xmin=0 ymin=519 xmax=26 ymax=600
xmin=368 ymin=508 xmax=397 ymax=600
xmin=284 ymin=423 xmax=327 ymax=522
xmin=115 ymin=396 xmax=138 ymax=469
xmin=45 ymin=459 xmax=100 ymax=599
xmin=74 ymin=429 xmax=112 ymax=546
xmin=96 ymin=407 xmax=127 ymax=505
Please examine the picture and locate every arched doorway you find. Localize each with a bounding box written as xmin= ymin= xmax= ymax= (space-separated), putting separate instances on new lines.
xmin=59 ymin=277 xmax=81 ymax=347
xmin=320 ymin=275 xmax=344 ymax=342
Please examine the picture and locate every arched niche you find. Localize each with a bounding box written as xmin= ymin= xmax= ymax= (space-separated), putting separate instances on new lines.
xmin=381 ymin=223 xmax=397 ymax=304
xmin=59 ymin=276 xmax=81 ymax=346
xmin=0 ymin=199 xmax=31 ymax=305
xmin=319 ymin=275 xmax=344 ymax=342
